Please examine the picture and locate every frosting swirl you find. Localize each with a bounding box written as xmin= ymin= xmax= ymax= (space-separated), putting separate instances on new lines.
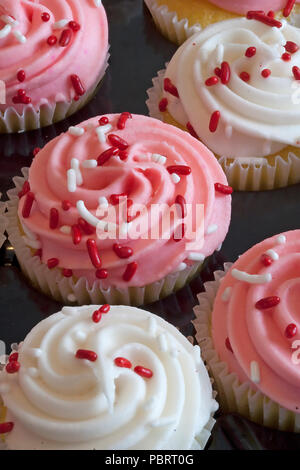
xmin=18 ymin=114 xmax=231 ymax=287
xmin=164 ymin=17 xmax=300 ymax=158
xmin=0 ymin=305 xmax=216 ymax=450
xmin=0 ymin=0 xmax=108 ymax=110
xmin=212 ymin=230 xmax=300 ymax=413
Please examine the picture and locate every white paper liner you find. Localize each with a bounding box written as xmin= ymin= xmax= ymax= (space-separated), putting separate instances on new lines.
xmin=5 ymin=168 xmax=204 ymax=307
xmin=146 ymin=66 xmax=300 ymax=191
xmin=193 ymin=263 xmax=300 ymax=433
xmin=0 ymin=51 xmax=110 ymax=134
xmin=0 ymin=194 xmax=7 ymax=249
xmin=144 ymin=0 xmax=201 ymax=45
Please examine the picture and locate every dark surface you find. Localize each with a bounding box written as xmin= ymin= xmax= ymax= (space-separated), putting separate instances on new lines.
xmin=0 ymin=0 xmax=300 ymax=450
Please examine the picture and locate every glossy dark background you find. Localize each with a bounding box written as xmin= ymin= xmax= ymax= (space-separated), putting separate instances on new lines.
xmin=0 ymin=0 xmax=300 ymax=450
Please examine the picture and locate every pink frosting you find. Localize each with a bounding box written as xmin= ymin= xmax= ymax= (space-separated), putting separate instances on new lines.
xmin=18 ymin=114 xmax=231 ymax=288
xmin=0 ymin=0 xmax=108 ymax=110
xmin=209 ymin=0 xmax=300 ymax=15
xmin=212 ymin=230 xmax=300 ymax=413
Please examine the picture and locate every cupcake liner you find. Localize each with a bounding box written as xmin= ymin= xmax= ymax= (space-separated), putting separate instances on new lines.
xmin=0 ymin=194 xmax=7 ymax=249
xmin=5 ymin=168 xmax=204 ymax=307
xmin=0 ymin=52 xmax=110 ymax=134
xmin=146 ymin=66 xmax=300 ymax=191
xmin=144 ymin=0 xmax=201 ymax=45
xmin=193 ymin=263 xmax=300 ymax=433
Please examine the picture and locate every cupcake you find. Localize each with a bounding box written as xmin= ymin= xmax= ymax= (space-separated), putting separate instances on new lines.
xmin=147 ymin=16 xmax=300 ymax=191
xmin=5 ymin=113 xmax=231 ymax=306
xmin=0 ymin=305 xmax=218 ymax=450
xmin=144 ymin=0 xmax=300 ymax=45
xmin=0 ymin=0 xmax=109 ymax=133
xmin=194 ymin=230 xmax=300 ymax=432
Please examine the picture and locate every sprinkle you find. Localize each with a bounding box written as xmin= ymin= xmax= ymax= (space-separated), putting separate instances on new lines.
xmin=69 ymin=21 xmax=80 ymax=32
xmin=41 ymin=12 xmax=50 ymax=22
xmin=240 ymin=71 xmax=250 ymax=82
xmin=60 ymin=225 xmax=71 ymax=234
xmin=117 ymin=112 xmax=132 ymax=130
xmin=164 ymin=78 xmax=179 ymax=98
xmin=97 ymin=147 xmax=119 ymax=166
xmin=171 ymin=173 xmax=180 ymax=184
xmin=86 ymin=239 xmax=102 ymax=268
xmin=123 ymin=262 xmax=138 ymax=281
xmin=68 ymin=126 xmax=84 ymax=136
xmin=206 ymin=224 xmax=218 ymax=235
xmin=250 ymin=361 xmax=260 ymax=383
xmin=151 ymin=154 xmax=167 ymax=165
xmin=114 ymin=357 xmax=132 ymax=368
xmin=220 ymin=61 xmax=231 ymax=84
xmin=53 ymin=19 xmax=69 ymax=29
xmin=285 ymin=323 xmax=297 ymax=338
xmin=13 ymin=30 xmax=26 ymax=43
xmin=186 ymin=121 xmax=199 ymax=139
xmin=0 ymin=24 xmax=11 ymax=39
xmin=159 ymin=97 xmax=168 ymax=112
xmin=49 ymin=208 xmax=59 ymax=229
xmin=215 ymin=182 xmax=233 ymax=195
xmin=167 ymin=165 xmax=191 ymax=175
xmin=293 ymin=66 xmax=300 ymax=80
xmin=67 ymin=169 xmax=77 ymax=192
xmin=282 ymin=52 xmax=291 ymax=61
xmin=150 ymin=417 xmax=176 ymax=428
xmin=245 ymin=47 xmax=256 ymax=57
xmin=71 ymin=224 xmax=82 ymax=245
xmin=22 ymin=192 xmax=35 ymax=218
xmin=110 ymin=193 xmax=127 ymax=205
xmin=283 ymin=0 xmax=296 ymax=17
xmin=70 ymin=74 xmax=85 ymax=96
xmin=71 ymin=158 xmax=83 ymax=186
xmin=47 ymin=35 xmax=57 ymax=46
xmin=246 ymin=10 xmax=282 ymax=28
xmin=1 ymin=15 xmax=19 ymax=26
xmin=96 ymin=124 xmax=112 ymax=143
xmin=108 ymin=134 xmax=129 ymax=151
xmin=75 ymin=349 xmax=97 ymax=362
xmin=113 ymin=244 xmax=133 ymax=259
xmin=261 ymin=254 xmax=273 ymax=266
xmin=232 ymin=269 xmax=272 ymax=284
xmin=148 ymin=317 xmax=157 ymax=336
xmin=18 ymin=180 xmax=30 ymax=198
xmin=94 ymin=0 xmax=102 ymax=6
xmin=6 ymin=361 xmax=20 ymax=374
xmin=214 ymin=67 xmax=221 ymax=77
xmin=187 ymin=252 xmax=205 ymax=262
xmin=78 ymin=216 xmax=95 ymax=234
xmin=17 ymin=70 xmax=26 ymax=82
xmin=134 ymin=366 xmax=153 ymax=379
xmin=82 ymin=159 xmax=97 ymax=168
xmin=261 ymin=69 xmax=271 ymax=78
xmin=92 ymin=308 xmax=102 ymax=323
xmin=175 ymin=195 xmax=186 ymax=218
xmin=276 ymin=235 xmax=286 ymax=244
xmin=33 ymin=147 xmax=41 ymax=156
xmin=225 ymin=337 xmax=233 ymax=353
xmin=47 ymin=258 xmax=59 ymax=269
xmin=267 ymin=10 xmax=275 ymax=18
xmin=285 ymin=41 xmax=299 ymax=53
xmin=99 ymin=116 xmax=109 ymax=125
xmin=62 ymin=268 xmax=73 ymax=278
xmin=96 ymin=269 xmax=108 ymax=279
xmin=99 ymin=304 xmax=110 ymax=314
xmin=176 ymin=262 xmax=187 ymax=271
xmin=209 ymin=111 xmax=220 ymax=133
xmin=205 ymin=76 xmax=219 ymax=86
xmin=222 ymin=287 xmax=232 ymax=302
xmin=265 ymin=249 xmax=279 ymax=261
xmin=255 ymin=296 xmax=280 ymax=309
xmin=0 ymin=422 xmax=14 ymax=434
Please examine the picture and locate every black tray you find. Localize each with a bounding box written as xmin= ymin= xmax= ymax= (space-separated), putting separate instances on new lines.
xmin=0 ymin=0 xmax=300 ymax=451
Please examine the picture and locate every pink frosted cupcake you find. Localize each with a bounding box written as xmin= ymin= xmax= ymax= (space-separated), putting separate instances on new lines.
xmin=0 ymin=0 xmax=109 ymax=133
xmin=6 ymin=113 xmax=231 ymax=306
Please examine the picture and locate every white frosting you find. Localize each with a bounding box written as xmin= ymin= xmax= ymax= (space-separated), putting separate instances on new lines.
xmin=164 ymin=18 xmax=300 ymax=159
xmin=0 ymin=306 xmax=216 ymax=450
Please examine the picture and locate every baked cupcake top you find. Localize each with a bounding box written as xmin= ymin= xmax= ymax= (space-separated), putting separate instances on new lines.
xmin=212 ymin=230 xmax=300 ymax=413
xmin=17 ymin=114 xmax=231 ymax=288
xmin=209 ymin=1 xmax=300 ymax=15
xmin=0 ymin=0 xmax=108 ymax=111
xmin=163 ymin=16 xmax=300 ymax=159
xmin=0 ymin=305 xmax=217 ymax=450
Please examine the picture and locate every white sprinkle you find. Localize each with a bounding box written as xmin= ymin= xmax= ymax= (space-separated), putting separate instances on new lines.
xmin=148 ymin=317 xmax=157 ymax=336
xmin=82 ymin=159 xmax=97 ymax=168
xmin=265 ymin=249 xmax=279 ymax=261
xmin=95 ymin=124 xmax=112 ymax=143
xmin=53 ymin=19 xmax=69 ymax=29
xmin=250 ymin=361 xmax=260 ymax=384
xmin=231 ymin=269 xmax=272 ymax=284
xmin=276 ymin=235 xmax=286 ymax=245
xmin=67 ymin=169 xmax=77 ymax=193
xmin=68 ymin=126 xmax=85 ymax=137
xmin=27 ymin=367 xmax=39 ymax=378
xmin=171 ymin=173 xmax=181 ymax=184
xmin=177 ymin=262 xmax=187 ymax=272
xmin=157 ymin=333 xmax=168 ymax=352
xmin=67 ymin=294 xmax=77 ymax=302
xmin=60 ymin=225 xmax=71 ymax=234
xmin=71 ymin=158 xmax=83 ymax=186
xmin=77 ymin=200 xmax=99 ymax=227
xmin=206 ymin=224 xmax=218 ymax=235
xmin=150 ymin=416 xmax=176 ymax=428
xmin=1 ymin=15 xmax=19 ymax=26
xmin=73 ymin=330 xmax=87 ymax=343
xmin=22 ymin=236 xmax=41 ymax=250
xmin=98 ymin=196 xmax=108 ymax=208
xmin=13 ymin=29 xmax=26 ymax=43
xmin=151 ymin=154 xmax=167 ymax=165
xmin=187 ymin=252 xmax=205 ymax=262
xmin=26 ymin=348 xmax=42 ymax=359
xmin=144 ymin=396 xmax=156 ymax=411
xmin=0 ymin=383 xmax=10 ymax=394
xmin=221 ymin=286 xmax=232 ymax=302
xmin=94 ymin=0 xmax=102 ymax=6
xmin=0 ymin=24 xmax=11 ymax=38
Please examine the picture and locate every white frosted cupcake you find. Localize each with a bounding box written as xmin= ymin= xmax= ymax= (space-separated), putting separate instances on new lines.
xmin=0 ymin=305 xmax=218 ymax=450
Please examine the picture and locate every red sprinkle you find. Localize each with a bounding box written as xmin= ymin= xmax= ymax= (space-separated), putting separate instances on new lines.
xmin=113 ymin=244 xmax=133 ymax=259
xmin=134 ymin=366 xmax=153 ymax=379
xmin=283 ymin=0 xmax=296 ymax=17
xmin=119 ymin=150 xmax=128 ymax=161
xmin=175 ymin=195 xmax=186 ymax=218
xmin=69 ymin=21 xmax=80 ymax=32
xmin=78 ymin=218 xmax=95 ymax=235
xmin=47 ymin=35 xmax=57 ymax=46
xmin=205 ymin=76 xmax=219 ymax=86
xmin=87 ymin=239 xmax=102 ymax=269
xmin=49 ymin=208 xmax=59 ymax=230
xmin=114 ymin=357 xmax=132 ymax=368
xmin=240 ymin=71 xmax=250 ymax=82
xmin=261 ymin=69 xmax=271 ymax=78
xmin=246 ymin=10 xmax=282 ymax=28
xmin=267 ymin=10 xmax=275 ymax=18
xmin=41 ymin=12 xmax=50 ymax=22
xmin=261 ymin=254 xmax=273 ymax=267
xmin=62 ymin=268 xmax=73 ymax=278
xmin=0 ymin=422 xmax=14 ymax=434
xmin=123 ymin=262 xmax=138 ymax=282
xmin=186 ymin=121 xmax=198 ymax=139
xmin=62 ymin=200 xmax=71 ymax=211
xmin=285 ymin=323 xmax=297 ymax=338
xmin=245 ymin=47 xmax=256 ymax=58
xmin=209 ymin=111 xmax=220 ymax=133
xmin=255 ymin=296 xmax=280 ymax=310
xmin=173 ymin=223 xmax=185 ymax=242
xmin=59 ymin=29 xmax=72 ymax=47
xmin=18 ymin=180 xmax=30 ymax=198
xmin=282 ymin=52 xmax=291 ymax=61
xmin=117 ymin=112 xmax=132 ymax=130
xmin=167 ymin=165 xmax=191 ymax=176
xmin=33 ymin=147 xmax=41 ymax=156
xmin=159 ymin=97 xmax=168 ymax=112
xmin=75 ymin=349 xmax=97 ymax=362
xmin=225 ymin=337 xmax=233 ymax=353
xmin=6 ymin=361 xmax=20 ymax=374
xmin=214 ymin=182 xmax=233 ymax=195
xmin=70 ymin=74 xmax=85 ymax=96
xmin=164 ymin=78 xmax=179 ymax=98
xmin=47 ymin=258 xmax=59 ymax=269
xmin=92 ymin=308 xmax=102 ymax=323
xmin=110 ymin=193 xmax=127 ymax=205
xmin=22 ymin=191 xmax=35 ymax=218
xmin=17 ymin=70 xmax=26 ymax=82
xmin=100 ymin=304 xmax=110 ymax=314
xmin=214 ymin=67 xmax=221 ymax=77
xmin=97 ymin=147 xmax=119 ymax=166
xmin=71 ymin=224 xmax=82 ymax=245
xmin=292 ymin=66 xmax=300 ymax=80
xmin=96 ymin=269 xmax=108 ymax=279
xmin=9 ymin=352 xmax=19 ymax=362
xmin=99 ymin=116 xmax=109 ymax=126
xmin=285 ymin=41 xmax=299 ymax=54
xmin=107 ymin=134 xmax=129 ymax=151
xmin=220 ymin=61 xmax=231 ymax=84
